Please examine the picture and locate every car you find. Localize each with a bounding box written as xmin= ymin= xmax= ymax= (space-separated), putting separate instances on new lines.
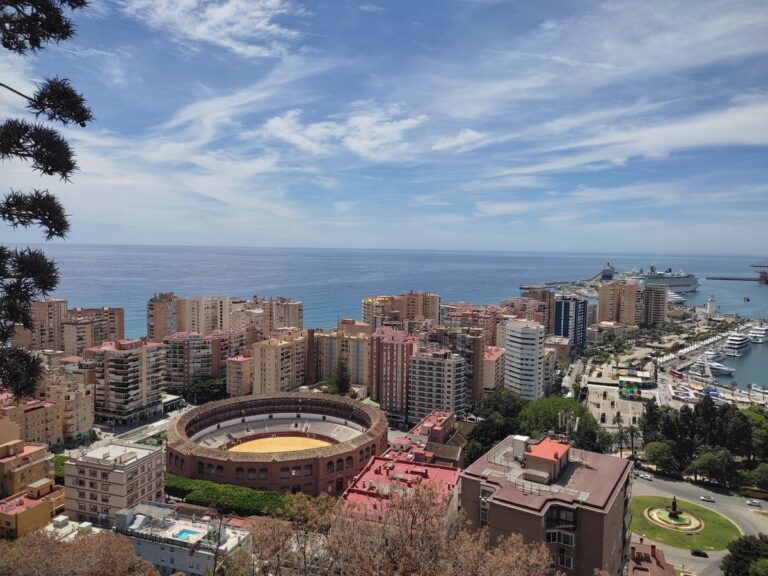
xmin=691 ymin=549 xmax=709 ymax=558
xmin=639 ymin=473 xmax=653 ymax=481
xmin=746 ymin=499 xmax=763 ymax=507
xmin=700 ymin=496 xmax=715 ymax=503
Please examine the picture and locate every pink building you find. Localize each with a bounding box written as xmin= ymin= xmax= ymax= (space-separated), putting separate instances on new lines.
xmin=368 ymin=327 xmax=420 ymax=425
xmin=483 ymin=346 xmax=505 ymax=392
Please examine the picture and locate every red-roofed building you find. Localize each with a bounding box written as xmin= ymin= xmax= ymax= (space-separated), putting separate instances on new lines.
xmin=341 ymin=455 xmax=460 ymax=523
xmin=0 ymin=478 xmax=63 ymax=538
xmin=627 ymin=539 xmax=675 ymax=576
xmin=461 ymin=434 xmax=632 ymax=576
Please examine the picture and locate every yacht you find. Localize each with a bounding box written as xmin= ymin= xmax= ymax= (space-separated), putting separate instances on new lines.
xmin=724 ymin=333 xmax=752 ymax=357
xmin=702 ymin=348 xmax=726 ymax=362
xmin=690 ymin=358 xmax=735 ymax=375
xmin=748 ymin=325 xmax=768 ymax=344
xmin=666 ymin=290 xmax=685 ymax=304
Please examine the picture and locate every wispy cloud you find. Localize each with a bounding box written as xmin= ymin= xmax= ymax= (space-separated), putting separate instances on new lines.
xmin=119 ymin=0 xmax=307 ymax=58
xmin=358 ymin=5 xmax=384 ymax=13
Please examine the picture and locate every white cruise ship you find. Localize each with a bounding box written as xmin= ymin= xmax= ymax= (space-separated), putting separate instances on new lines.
xmin=623 ymin=266 xmax=699 ymax=293
xmin=724 ymin=333 xmax=752 ymax=357
xmin=749 ymin=325 xmax=768 ymax=344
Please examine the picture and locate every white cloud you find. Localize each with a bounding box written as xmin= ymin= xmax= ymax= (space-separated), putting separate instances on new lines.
xmin=358 ymin=5 xmax=384 ymax=12
xmin=410 ymin=195 xmax=452 ymax=207
xmin=432 ymin=129 xmax=488 ymax=151
xmin=119 ymin=0 xmax=306 ymax=58
xmin=332 ymin=201 xmax=357 ymax=214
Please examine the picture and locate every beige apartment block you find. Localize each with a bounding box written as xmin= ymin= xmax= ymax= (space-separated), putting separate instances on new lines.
xmin=0 ymin=420 xmax=53 ymax=498
xmin=188 ymin=296 xmax=232 ymax=334
xmin=252 ymin=332 xmax=306 ymax=394
xmin=0 ymin=392 xmax=64 ymax=447
xmin=147 ymin=292 xmax=188 ymax=342
xmin=164 ymin=330 xmax=247 ymax=394
xmin=68 ymin=307 xmax=124 ymax=346
xmin=64 ymin=442 xmax=165 ymax=528
xmin=407 ymin=349 xmax=466 ymax=423
xmin=12 ymin=298 xmax=68 ymax=351
xmin=598 ymin=283 xmax=667 ymax=328
xmin=362 ymin=291 xmax=440 ymax=326
xmin=314 ymin=330 xmax=370 ymax=388
xmin=62 ymin=317 xmax=95 ymax=356
xmin=85 ymin=340 xmax=165 ymax=425
xmin=37 ymin=369 xmax=94 ymax=444
xmin=226 ymin=354 xmax=252 ymax=396
xmin=483 ymin=346 xmax=505 ymax=392
xmin=461 ymin=435 xmax=632 ymax=576
xmin=442 ymin=303 xmax=503 ymax=346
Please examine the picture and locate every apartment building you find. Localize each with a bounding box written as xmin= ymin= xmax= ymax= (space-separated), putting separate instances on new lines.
xmin=0 ymin=392 xmax=64 ymax=447
xmin=426 ymin=326 xmax=485 ymax=403
xmin=85 ymin=340 xmax=165 ymax=425
xmin=115 ymin=501 xmax=251 ymax=576
xmin=461 ymin=435 xmax=632 ymax=576
xmin=147 ymin=292 xmax=188 ymax=342
xmin=407 ymin=349 xmax=466 ymax=423
xmin=362 ymin=291 xmax=440 ymax=326
xmin=252 ymin=332 xmax=307 ymax=394
xmin=0 ymin=479 xmax=64 ymax=539
xmin=261 ymin=297 xmax=304 ymax=333
xmin=504 ymin=320 xmax=546 ymax=401
xmin=368 ymin=327 xmax=420 ymax=425
xmin=441 ymin=303 xmax=503 ymax=346
xmin=65 ymin=307 xmax=125 ymax=354
xmin=64 ymin=442 xmax=165 ymax=528
xmin=483 ymin=346 xmax=505 ymax=392
xmin=521 ymin=289 xmax=556 ymax=333
xmin=37 ymin=368 xmax=94 ymax=444
xmin=188 ymin=296 xmax=231 ymax=334
xmin=226 ymin=354 xmax=252 ymax=396
xmin=12 ymin=298 xmax=68 ymax=351
xmin=314 ymin=329 xmax=370 ymax=389
xmin=598 ymin=283 xmax=667 ymax=328
xmin=0 ymin=420 xmax=53 ymax=498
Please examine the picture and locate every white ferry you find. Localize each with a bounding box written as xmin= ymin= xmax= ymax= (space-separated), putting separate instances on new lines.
xmin=724 ymin=333 xmax=752 ymax=357
xmin=748 ymin=325 xmax=768 ymax=344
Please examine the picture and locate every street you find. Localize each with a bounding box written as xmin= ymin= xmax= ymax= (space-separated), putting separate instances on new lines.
xmin=632 ymin=474 xmax=768 ymax=576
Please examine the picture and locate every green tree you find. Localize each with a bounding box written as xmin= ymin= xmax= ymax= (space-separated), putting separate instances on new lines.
xmin=744 ymin=406 xmax=768 ymax=462
xmin=335 ymin=355 xmax=351 ymax=395
xmin=749 ymin=463 xmax=768 ymax=490
xmin=639 ymin=397 xmax=662 ymax=444
xmin=0 ymin=0 xmax=92 ymax=403
xmin=749 ymin=558 xmax=768 ymax=576
xmin=627 ymin=424 xmax=639 ymax=457
xmin=721 ymin=534 xmax=768 ymax=576
xmin=612 ymin=411 xmax=625 ymax=458
xmin=644 ymin=441 xmax=679 ymax=475
xmin=518 ymin=396 xmax=608 ymax=453
xmin=694 ymin=395 xmax=718 ymax=446
xmin=184 ymin=378 xmax=227 ymax=405
xmin=686 ymin=448 xmax=735 ymax=486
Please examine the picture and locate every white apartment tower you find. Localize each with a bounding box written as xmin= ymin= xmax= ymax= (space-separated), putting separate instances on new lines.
xmin=504 ymin=320 xmax=546 ymax=401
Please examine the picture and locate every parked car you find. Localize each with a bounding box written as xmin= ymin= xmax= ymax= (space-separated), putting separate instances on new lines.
xmin=639 ymin=473 xmax=653 ymax=481
xmin=700 ymin=496 xmax=715 ymax=503
xmin=746 ymin=499 xmax=762 ymax=507
xmin=691 ymin=549 xmax=709 ymax=558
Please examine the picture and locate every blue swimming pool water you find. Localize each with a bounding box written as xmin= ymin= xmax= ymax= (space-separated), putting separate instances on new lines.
xmin=175 ymin=528 xmax=201 ymax=541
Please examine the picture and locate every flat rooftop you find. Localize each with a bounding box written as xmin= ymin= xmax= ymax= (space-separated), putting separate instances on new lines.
xmin=79 ymin=442 xmax=157 ymax=464
xmin=462 ymin=436 xmax=630 ymax=514
xmin=484 ymin=346 xmax=504 ymax=361
xmin=526 ymin=438 xmax=570 ymax=462
xmin=342 ymin=455 xmax=459 ymax=516
xmin=0 ymin=493 xmax=48 ymax=515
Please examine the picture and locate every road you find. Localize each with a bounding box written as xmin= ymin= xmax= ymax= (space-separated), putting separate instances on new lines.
xmin=563 ymin=360 xmax=584 ymax=394
xmin=632 ymin=474 xmax=768 ymax=576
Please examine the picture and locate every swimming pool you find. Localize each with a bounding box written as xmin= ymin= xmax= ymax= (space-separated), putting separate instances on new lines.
xmin=175 ymin=528 xmax=201 ymax=541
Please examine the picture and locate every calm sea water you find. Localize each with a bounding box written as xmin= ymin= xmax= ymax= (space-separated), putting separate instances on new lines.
xmin=35 ymin=245 xmax=767 ymax=342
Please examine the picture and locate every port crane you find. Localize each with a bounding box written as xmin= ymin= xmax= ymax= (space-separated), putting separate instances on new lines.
xmin=751 ymin=259 xmax=768 ymax=284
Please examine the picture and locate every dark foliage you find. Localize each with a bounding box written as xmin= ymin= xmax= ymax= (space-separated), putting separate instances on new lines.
xmin=165 ymin=474 xmax=286 ymax=517
xmin=183 ymin=377 xmax=228 ymax=405
xmin=0 ymin=0 xmax=88 ymax=54
xmin=721 ymin=533 xmax=768 ymax=576
xmin=0 ymin=0 xmax=89 ymax=403
xmin=335 ymin=355 xmax=351 ymax=395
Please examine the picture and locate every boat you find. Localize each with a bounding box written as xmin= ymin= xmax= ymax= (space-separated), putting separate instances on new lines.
xmin=724 ymin=332 xmax=752 ymax=357
xmin=623 ymin=266 xmax=700 ymax=293
xmin=702 ymin=348 xmax=726 ymax=362
xmin=748 ymin=325 xmax=768 ymax=344
xmin=666 ymin=290 xmax=686 ymax=304
xmin=690 ymin=358 xmax=735 ymax=375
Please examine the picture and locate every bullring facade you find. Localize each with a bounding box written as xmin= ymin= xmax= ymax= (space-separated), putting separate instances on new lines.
xmin=165 ymin=393 xmax=389 ymax=496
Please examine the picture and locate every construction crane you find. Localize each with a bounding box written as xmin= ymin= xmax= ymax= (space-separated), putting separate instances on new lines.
xmin=751 ymin=259 xmax=768 ymax=284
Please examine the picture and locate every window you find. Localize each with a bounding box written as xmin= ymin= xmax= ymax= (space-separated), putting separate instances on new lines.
xmin=101 ymin=472 xmax=109 ymax=480
xmin=346 ymin=457 xmax=353 ymax=469
xmin=101 ymin=495 xmax=109 ymax=503
xmin=101 ymin=483 xmax=109 ymax=490
xmin=292 ymin=467 xmax=301 ymax=477
xmin=77 ymin=468 xmax=85 ymax=475
xmin=207 ymin=464 xmax=214 ymax=475
xmin=216 ymin=465 xmax=224 ymax=478
xmin=259 ymin=468 xmax=268 ymax=480
xmin=236 ymin=468 xmax=244 ymax=480
xmin=327 ymin=462 xmax=334 ymax=474
xmin=280 ymin=467 xmax=289 ymax=479
xmin=303 ymin=464 xmax=313 ymax=477
xmin=557 ymin=554 xmax=573 ymax=570
xmin=336 ymin=459 xmax=344 ymax=472
xmin=198 ymin=462 xmax=205 ymax=474
xmin=78 ymin=491 xmax=85 ymax=498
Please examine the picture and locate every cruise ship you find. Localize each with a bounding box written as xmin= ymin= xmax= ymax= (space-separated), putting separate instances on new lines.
xmin=749 ymin=325 xmax=768 ymax=344
xmin=724 ymin=333 xmax=752 ymax=357
xmin=623 ymin=266 xmax=700 ymax=293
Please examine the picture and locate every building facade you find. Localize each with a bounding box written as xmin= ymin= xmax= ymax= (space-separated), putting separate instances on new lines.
xmin=408 ymin=349 xmax=467 ymax=423
xmin=0 ymin=420 xmax=53 ymax=498
xmin=12 ymin=298 xmax=68 ymax=351
xmin=483 ymin=346 xmax=505 ymax=392
xmin=368 ymin=327 xmax=420 ymax=425
xmin=0 ymin=392 xmax=64 ymax=447
xmin=226 ymin=354 xmax=252 ymax=396
xmin=554 ymin=296 xmax=588 ymax=348
xmin=251 ymin=332 xmax=307 ymax=394
xmin=85 ymin=340 xmax=165 ymax=425
xmin=147 ymin=292 xmax=188 ymax=342
xmin=461 ymin=435 xmax=632 ymax=576
xmin=314 ymin=330 xmax=370 ymax=389
xmin=504 ymin=320 xmax=546 ymax=401
xmin=37 ymin=368 xmax=94 ymax=444
xmin=64 ymin=442 xmax=165 ymax=527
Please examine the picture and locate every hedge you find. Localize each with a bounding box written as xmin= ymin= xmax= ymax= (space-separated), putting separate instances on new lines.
xmin=165 ymin=473 xmax=285 ymax=517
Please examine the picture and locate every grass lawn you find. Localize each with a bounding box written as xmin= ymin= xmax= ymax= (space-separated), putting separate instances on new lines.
xmin=631 ymin=495 xmax=740 ymax=551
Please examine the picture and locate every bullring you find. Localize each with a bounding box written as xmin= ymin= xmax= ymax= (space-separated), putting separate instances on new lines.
xmin=165 ymin=393 xmax=389 ymax=496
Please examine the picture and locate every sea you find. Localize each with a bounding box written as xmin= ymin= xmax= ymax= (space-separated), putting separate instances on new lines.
xmin=30 ymin=244 xmax=768 ymax=388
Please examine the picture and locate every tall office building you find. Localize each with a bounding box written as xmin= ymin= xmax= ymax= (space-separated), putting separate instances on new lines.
xmin=226 ymin=355 xmax=252 ymax=396
xmin=554 ymin=296 xmax=588 ymax=348
xmin=261 ymin=297 xmax=304 ymax=333
xmin=85 ymin=340 xmax=165 ymax=425
xmin=504 ymin=320 xmax=546 ymax=401
xmin=368 ymin=327 xmax=420 ymax=424
xmin=407 ymin=349 xmax=466 ymax=423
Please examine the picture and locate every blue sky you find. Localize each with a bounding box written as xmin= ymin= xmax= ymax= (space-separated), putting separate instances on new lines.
xmin=2 ymin=0 xmax=768 ymax=254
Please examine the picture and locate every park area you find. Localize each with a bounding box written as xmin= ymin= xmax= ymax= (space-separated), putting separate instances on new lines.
xmin=631 ymin=495 xmax=741 ymax=551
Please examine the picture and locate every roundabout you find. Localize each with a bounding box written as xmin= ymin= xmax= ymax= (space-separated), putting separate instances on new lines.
xmin=631 ymin=496 xmax=741 ymax=551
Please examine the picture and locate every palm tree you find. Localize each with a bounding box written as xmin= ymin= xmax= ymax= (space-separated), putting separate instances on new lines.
xmin=627 ymin=424 xmax=639 ymax=458
xmin=612 ymin=411 xmax=625 ymax=458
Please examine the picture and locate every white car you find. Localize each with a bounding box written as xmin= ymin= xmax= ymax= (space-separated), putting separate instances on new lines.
xmin=746 ymin=499 xmax=762 ymax=507
xmin=700 ymin=496 xmax=715 ymax=503
xmin=639 ymin=473 xmax=653 ymax=481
